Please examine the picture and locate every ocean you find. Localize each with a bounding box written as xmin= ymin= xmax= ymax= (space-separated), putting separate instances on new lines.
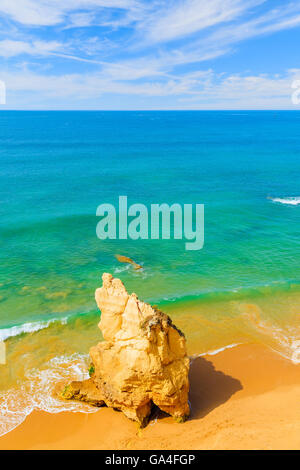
xmin=0 ymin=110 xmax=299 ymax=435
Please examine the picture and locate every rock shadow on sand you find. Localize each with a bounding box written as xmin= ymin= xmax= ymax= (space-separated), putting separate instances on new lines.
xmin=188 ymin=357 xmax=243 ymax=419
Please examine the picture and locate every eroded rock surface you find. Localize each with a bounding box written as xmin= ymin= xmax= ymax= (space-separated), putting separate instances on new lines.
xmin=62 ymin=273 xmax=190 ymax=426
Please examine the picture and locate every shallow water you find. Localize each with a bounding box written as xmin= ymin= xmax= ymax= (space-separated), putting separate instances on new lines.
xmin=0 ymin=111 xmax=300 ymax=435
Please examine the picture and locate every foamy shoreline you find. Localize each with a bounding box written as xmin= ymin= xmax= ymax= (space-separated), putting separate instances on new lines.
xmin=0 ymin=343 xmax=299 ymax=450
xmin=0 ymin=343 xmax=241 ymax=439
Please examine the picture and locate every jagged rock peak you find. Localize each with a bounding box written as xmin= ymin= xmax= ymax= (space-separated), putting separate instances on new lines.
xmin=62 ymin=273 xmax=190 ymax=427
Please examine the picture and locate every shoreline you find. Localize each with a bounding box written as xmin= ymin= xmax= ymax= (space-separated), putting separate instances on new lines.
xmin=1 ymin=343 xmax=299 ymax=450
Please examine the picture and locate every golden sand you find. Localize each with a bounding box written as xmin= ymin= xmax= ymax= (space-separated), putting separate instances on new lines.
xmin=0 ymin=343 xmax=299 ymax=450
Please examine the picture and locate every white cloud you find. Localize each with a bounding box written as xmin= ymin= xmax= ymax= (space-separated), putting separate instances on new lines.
xmin=141 ymin=0 xmax=265 ymax=44
xmin=2 ymin=66 xmax=300 ymax=110
xmin=67 ymin=12 xmax=96 ymax=29
xmin=206 ymin=2 xmax=300 ymax=47
xmin=1 ymin=1 xmax=300 ymax=109
xmin=0 ymin=0 xmax=139 ymax=26
xmin=130 ymin=1 xmax=300 ymax=74
xmin=0 ymin=39 xmax=62 ymax=58
xmin=177 ymin=69 xmax=300 ymax=108
xmin=0 ymin=0 xmax=61 ymax=26
xmin=1 ymin=0 xmax=300 ymax=72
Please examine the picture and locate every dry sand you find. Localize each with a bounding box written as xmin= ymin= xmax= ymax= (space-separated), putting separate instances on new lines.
xmin=0 ymin=343 xmax=299 ymax=450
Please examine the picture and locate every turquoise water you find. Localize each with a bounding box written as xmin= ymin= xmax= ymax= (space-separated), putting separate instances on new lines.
xmin=0 ymin=111 xmax=300 ymax=435
xmin=1 ymin=111 xmax=300 ymax=329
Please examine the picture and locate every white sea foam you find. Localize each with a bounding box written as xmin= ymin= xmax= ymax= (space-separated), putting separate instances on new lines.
xmin=191 ymin=329 xmax=300 ymax=365
xmin=199 ymin=343 xmax=241 ymax=357
xmin=291 ymin=340 xmax=300 ymax=365
xmin=269 ymin=333 xmax=300 ymax=365
xmin=0 ymin=353 xmax=99 ymax=438
xmin=242 ymin=307 xmax=300 ymax=364
xmin=259 ymin=322 xmax=300 ymax=364
xmin=114 ymin=264 xmax=131 ymax=274
xmin=0 ymin=317 xmax=68 ymax=342
xmin=190 ymin=343 xmax=241 ymax=364
xmin=269 ymin=197 xmax=300 ymax=206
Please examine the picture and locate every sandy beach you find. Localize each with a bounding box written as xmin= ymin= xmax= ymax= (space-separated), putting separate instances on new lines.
xmin=0 ymin=343 xmax=299 ymax=450
xmin=1 ymin=0 xmax=300 ymax=453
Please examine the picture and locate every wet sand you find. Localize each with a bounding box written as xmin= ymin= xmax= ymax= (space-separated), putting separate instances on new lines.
xmin=0 ymin=343 xmax=299 ymax=450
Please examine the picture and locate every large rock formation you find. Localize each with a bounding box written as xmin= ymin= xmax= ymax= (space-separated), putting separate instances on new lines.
xmin=62 ymin=273 xmax=190 ymax=426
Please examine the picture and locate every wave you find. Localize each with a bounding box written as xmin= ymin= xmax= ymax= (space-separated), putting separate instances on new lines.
xmin=0 ymin=344 xmax=242 ymax=437
xmin=0 ymin=304 xmax=99 ymax=342
xmin=190 ymin=343 xmax=241 ymax=363
xmin=0 ymin=353 xmax=99 ymax=438
xmin=113 ymin=264 xmax=131 ymax=274
xmin=157 ymin=279 xmax=300 ymax=307
xmin=1 ymin=332 xmax=298 ymax=437
xmin=199 ymin=343 xmax=241 ymax=357
xmin=0 ymin=317 xmax=68 ymax=342
xmin=239 ymin=302 xmax=300 ymax=364
xmin=2 ymin=278 xmax=300 ymax=343
xmin=269 ymin=196 xmax=300 ymax=206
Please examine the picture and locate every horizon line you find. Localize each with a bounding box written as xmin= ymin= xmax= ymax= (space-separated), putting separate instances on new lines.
xmin=1 ymin=108 xmax=300 ymax=112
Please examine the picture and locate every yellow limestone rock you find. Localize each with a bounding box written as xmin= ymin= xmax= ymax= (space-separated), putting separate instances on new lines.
xmin=115 ymin=254 xmax=143 ymax=270
xmin=62 ymin=273 xmax=190 ymax=426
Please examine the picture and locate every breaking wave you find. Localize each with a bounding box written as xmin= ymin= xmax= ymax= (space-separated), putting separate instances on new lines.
xmin=239 ymin=303 xmax=300 ymax=365
xmin=0 ymin=353 xmax=99 ymax=438
xmin=0 ymin=317 xmax=69 ymax=342
xmin=190 ymin=343 xmax=241 ymax=363
xmin=269 ymin=197 xmax=300 ymax=206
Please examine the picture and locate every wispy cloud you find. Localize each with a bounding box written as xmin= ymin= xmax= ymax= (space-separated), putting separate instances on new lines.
xmin=207 ymin=1 xmax=300 ymax=45
xmin=0 ymin=0 xmax=300 ymax=108
xmin=0 ymin=0 xmax=139 ymax=26
xmin=0 ymin=39 xmax=63 ymax=58
xmin=139 ymin=0 xmax=265 ymax=44
xmin=2 ymin=67 xmax=299 ymax=109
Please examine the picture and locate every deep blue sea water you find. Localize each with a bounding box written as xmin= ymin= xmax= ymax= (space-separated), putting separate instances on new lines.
xmin=0 ymin=111 xmax=300 ymax=434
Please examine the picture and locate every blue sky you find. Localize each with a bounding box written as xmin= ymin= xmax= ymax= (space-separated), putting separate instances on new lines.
xmin=0 ymin=0 xmax=300 ymax=109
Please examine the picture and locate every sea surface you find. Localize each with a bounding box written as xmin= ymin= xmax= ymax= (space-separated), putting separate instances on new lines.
xmin=0 ymin=111 xmax=300 ymax=435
